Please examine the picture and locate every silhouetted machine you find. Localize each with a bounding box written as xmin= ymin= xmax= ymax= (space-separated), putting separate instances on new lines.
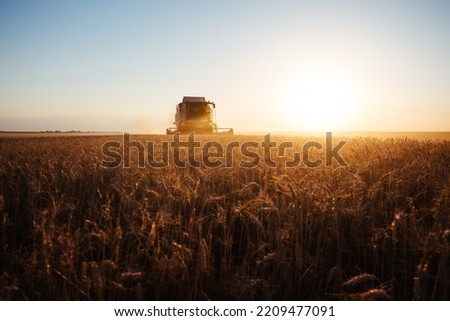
xmin=166 ymin=96 xmax=233 ymax=134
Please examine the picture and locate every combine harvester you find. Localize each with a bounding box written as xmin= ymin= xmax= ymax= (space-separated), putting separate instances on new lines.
xmin=166 ymin=96 xmax=233 ymax=134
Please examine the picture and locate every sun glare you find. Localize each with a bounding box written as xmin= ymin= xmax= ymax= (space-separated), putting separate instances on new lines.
xmin=281 ymin=73 xmax=360 ymax=131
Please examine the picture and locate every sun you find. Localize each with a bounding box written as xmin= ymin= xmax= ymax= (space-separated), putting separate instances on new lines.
xmin=281 ymin=73 xmax=360 ymax=131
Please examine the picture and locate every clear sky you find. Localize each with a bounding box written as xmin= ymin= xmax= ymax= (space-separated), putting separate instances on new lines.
xmin=1 ymin=0 xmax=449 ymax=133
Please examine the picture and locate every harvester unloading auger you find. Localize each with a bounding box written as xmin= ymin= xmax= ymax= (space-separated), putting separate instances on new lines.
xmin=166 ymin=96 xmax=233 ymax=134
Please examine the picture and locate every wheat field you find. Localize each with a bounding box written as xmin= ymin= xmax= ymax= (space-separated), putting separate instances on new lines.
xmin=0 ymin=134 xmax=449 ymax=300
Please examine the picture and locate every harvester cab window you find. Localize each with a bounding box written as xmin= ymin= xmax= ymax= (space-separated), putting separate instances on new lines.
xmin=188 ymin=103 xmax=207 ymax=118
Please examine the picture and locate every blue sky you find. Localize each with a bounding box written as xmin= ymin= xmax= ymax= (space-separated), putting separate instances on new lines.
xmin=1 ymin=0 xmax=450 ymax=132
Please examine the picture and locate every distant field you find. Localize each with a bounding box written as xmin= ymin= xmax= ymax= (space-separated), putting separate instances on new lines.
xmin=0 ymin=134 xmax=449 ymax=300
xmin=1 ymin=131 xmax=449 ymax=140
xmin=0 ymin=131 xmax=122 ymax=138
xmin=243 ymin=132 xmax=450 ymax=141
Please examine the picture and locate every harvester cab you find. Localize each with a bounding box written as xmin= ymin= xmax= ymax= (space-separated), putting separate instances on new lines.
xmin=166 ymin=96 xmax=233 ymax=134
